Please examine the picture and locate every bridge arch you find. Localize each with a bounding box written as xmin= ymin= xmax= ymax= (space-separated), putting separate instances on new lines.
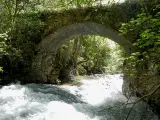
xmin=38 ymin=22 xmax=132 ymax=52
xmin=32 ymin=22 xmax=133 ymax=83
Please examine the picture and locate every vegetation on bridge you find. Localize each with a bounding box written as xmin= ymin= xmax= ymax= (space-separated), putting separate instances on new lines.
xmin=0 ymin=0 xmax=138 ymax=81
xmin=0 ymin=0 xmax=160 ymax=85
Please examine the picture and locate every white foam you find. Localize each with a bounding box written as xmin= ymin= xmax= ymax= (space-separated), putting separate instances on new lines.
xmin=0 ymin=74 xmax=158 ymax=120
xmin=61 ymin=74 xmax=125 ymax=105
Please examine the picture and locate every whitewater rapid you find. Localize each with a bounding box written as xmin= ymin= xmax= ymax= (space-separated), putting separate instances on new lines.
xmin=0 ymin=74 xmax=159 ymax=120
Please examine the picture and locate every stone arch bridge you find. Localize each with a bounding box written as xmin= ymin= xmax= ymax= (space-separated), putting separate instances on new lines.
xmin=30 ymin=1 xmax=140 ymax=83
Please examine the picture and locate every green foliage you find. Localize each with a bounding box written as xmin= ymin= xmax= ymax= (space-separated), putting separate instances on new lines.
xmin=120 ymin=6 xmax=160 ymax=51
xmin=120 ymin=3 xmax=160 ymax=77
xmin=0 ymin=67 xmax=3 ymax=72
xmin=80 ymin=36 xmax=111 ymax=74
xmin=0 ymin=33 xmax=9 ymax=54
xmin=0 ymin=0 xmax=44 ymax=73
xmin=105 ymin=44 xmax=124 ymax=74
xmin=11 ymin=16 xmax=44 ymax=73
xmin=56 ymin=35 xmax=124 ymax=75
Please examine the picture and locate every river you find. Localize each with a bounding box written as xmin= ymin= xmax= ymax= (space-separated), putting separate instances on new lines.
xmin=0 ymin=74 xmax=159 ymax=120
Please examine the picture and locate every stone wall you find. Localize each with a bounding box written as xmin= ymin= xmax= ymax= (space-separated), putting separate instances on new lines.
xmin=31 ymin=22 xmax=133 ymax=83
xmin=123 ymin=60 xmax=160 ymax=115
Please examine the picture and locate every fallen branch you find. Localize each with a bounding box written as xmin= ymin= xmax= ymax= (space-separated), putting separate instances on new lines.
xmin=125 ymin=84 xmax=160 ymax=120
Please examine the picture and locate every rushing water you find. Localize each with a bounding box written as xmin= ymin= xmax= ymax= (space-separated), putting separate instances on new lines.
xmin=0 ymin=74 xmax=159 ymax=120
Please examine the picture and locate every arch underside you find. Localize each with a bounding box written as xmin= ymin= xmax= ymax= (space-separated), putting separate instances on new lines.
xmin=38 ymin=22 xmax=132 ymax=53
xmin=32 ymin=22 xmax=133 ymax=82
